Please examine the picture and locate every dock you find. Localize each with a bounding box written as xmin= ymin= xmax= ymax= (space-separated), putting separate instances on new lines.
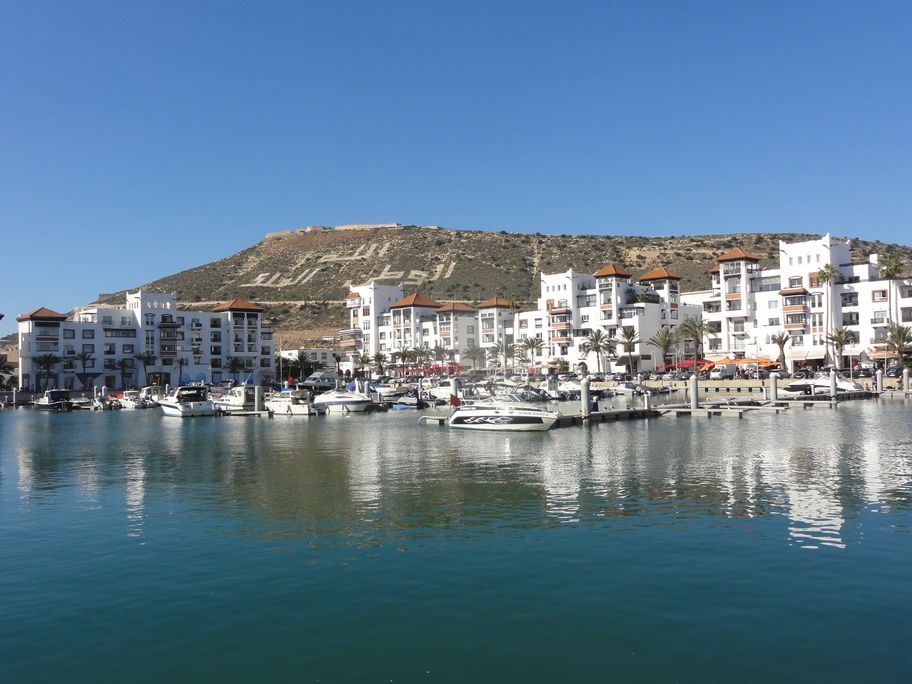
xmin=419 ymin=408 xmax=660 ymax=429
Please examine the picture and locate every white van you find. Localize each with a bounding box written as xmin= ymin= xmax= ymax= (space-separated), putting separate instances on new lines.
xmin=709 ymin=363 xmax=737 ymax=380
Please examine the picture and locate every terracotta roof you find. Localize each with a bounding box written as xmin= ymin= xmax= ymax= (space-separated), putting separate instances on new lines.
xmin=637 ymin=267 xmax=681 ymax=282
xmin=478 ymin=297 xmax=513 ymax=308
xmin=709 ymin=264 xmax=720 ymax=274
xmin=779 ymin=287 xmax=808 ymax=296
xmin=345 ymin=292 xmax=360 ymax=300
xmin=211 ymin=298 xmax=265 ymax=312
xmin=716 ymin=248 xmax=761 ymax=262
xmin=17 ymin=307 xmax=68 ymax=322
xmin=594 ymin=263 xmax=631 ymax=277
xmin=435 ymin=301 xmax=476 ymax=314
xmin=389 ymin=292 xmax=441 ymax=309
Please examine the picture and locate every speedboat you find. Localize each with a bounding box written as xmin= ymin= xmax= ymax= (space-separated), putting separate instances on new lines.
xmin=779 ymin=371 xmax=864 ymax=398
xmin=211 ymin=385 xmax=256 ymax=413
xmin=614 ymin=382 xmax=646 ymax=396
xmin=447 ymin=393 xmax=559 ymax=431
xmin=159 ymin=386 xmax=217 ymax=417
xmin=312 ymin=388 xmax=372 ymax=413
xmin=264 ymin=388 xmax=323 ymax=416
xmin=118 ymin=390 xmax=148 ymax=409
xmin=34 ymin=389 xmax=73 ymax=411
xmin=139 ymin=386 xmax=164 ymax=406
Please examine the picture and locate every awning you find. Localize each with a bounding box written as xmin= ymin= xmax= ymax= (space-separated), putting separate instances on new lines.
xmin=733 ymin=357 xmax=777 ymax=367
xmin=786 ymin=349 xmax=827 ymax=360
xmin=705 ymin=354 xmax=734 ymax=362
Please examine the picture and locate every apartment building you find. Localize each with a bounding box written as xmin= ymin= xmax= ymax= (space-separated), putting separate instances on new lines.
xmin=681 ymin=234 xmax=912 ymax=369
xmin=17 ymin=291 xmax=275 ymax=390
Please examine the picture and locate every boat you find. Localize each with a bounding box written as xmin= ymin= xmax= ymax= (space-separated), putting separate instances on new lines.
xmin=118 ymin=390 xmax=149 ymax=409
xmin=211 ymin=385 xmax=256 ymax=413
xmin=264 ymin=388 xmax=323 ymax=416
xmin=312 ymin=388 xmax=372 ymax=413
xmin=70 ymin=397 xmax=93 ymax=410
xmin=139 ymin=385 xmax=164 ymax=406
xmin=159 ymin=386 xmax=217 ymax=417
xmin=779 ymin=371 xmax=865 ymax=398
xmin=34 ymin=389 xmax=73 ymax=411
xmin=614 ymin=382 xmax=646 ymax=396
xmin=447 ymin=393 xmax=560 ymax=431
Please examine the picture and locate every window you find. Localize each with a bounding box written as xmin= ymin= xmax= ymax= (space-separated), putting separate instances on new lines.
xmin=123 ymin=344 xmax=134 ymax=354
xmin=769 ymin=300 xmax=779 ymax=309
xmin=581 ymin=315 xmax=589 ymax=323
xmin=798 ymin=256 xmax=803 ymax=265
xmin=210 ymin=318 xmax=221 ymax=328
xmin=788 ymin=277 xmax=802 ymax=288
xmin=104 ymin=359 xmax=115 ymax=370
xmin=873 ymin=290 xmax=888 ymax=302
xmin=768 ymin=318 xmax=780 ymax=326
xmin=82 ymin=344 xmax=94 ymax=353
xmin=63 ymin=329 xmax=75 ymax=339
xmin=841 ymin=292 xmax=858 ymax=307
xmin=82 ymin=329 xmax=95 ymax=339
xmin=103 ymin=343 xmax=115 ymax=355
xmin=145 ymin=313 xmax=155 ymax=326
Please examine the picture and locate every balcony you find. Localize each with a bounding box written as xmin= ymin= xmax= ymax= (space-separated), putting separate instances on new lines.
xmin=783 ymin=304 xmax=808 ymax=314
xmin=340 ymin=338 xmax=360 ymax=349
xmin=784 ymin=322 xmax=806 ymax=331
xmin=551 ymin=335 xmax=571 ymax=344
xmin=340 ymin=328 xmax=363 ymax=338
xmin=551 ymin=321 xmax=572 ymax=330
xmin=548 ymin=305 xmax=572 ymax=315
xmin=871 ymin=318 xmax=887 ymax=326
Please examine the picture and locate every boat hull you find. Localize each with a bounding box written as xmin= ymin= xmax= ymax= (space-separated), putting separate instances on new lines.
xmin=264 ymin=399 xmax=321 ymax=416
xmin=159 ymin=400 xmax=217 ymax=417
xmin=448 ymin=410 xmax=557 ymax=431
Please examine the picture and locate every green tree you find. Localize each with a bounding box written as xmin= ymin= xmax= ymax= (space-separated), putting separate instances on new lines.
xmin=332 ymin=352 xmax=343 ymax=375
xmin=577 ymin=328 xmax=616 ymax=373
xmin=678 ymin=316 xmax=711 ymax=362
xmin=878 ymin=252 xmax=904 ymax=326
xmin=355 ymin=353 xmax=373 ymax=377
xmin=488 ymin=339 xmax=515 ymax=373
xmin=826 ymin=327 xmax=857 ymax=370
xmin=133 ymin=351 xmax=156 ymax=386
xmin=619 ymin=326 xmax=640 ymax=375
xmin=76 ymin=351 xmax=95 ymax=392
xmin=816 ymin=263 xmax=841 ymax=364
xmin=770 ymin=331 xmax=791 ymax=372
xmin=175 ymin=356 xmax=188 ymax=385
xmin=647 ymin=327 xmax=678 ymax=370
xmin=884 ymin=323 xmax=912 ymax=369
xmin=464 ymin=341 xmax=487 ymax=371
xmin=116 ymin=358 xmax=133 ymax=389
xmin=34 ymin=353 xmax=61 ymax=391
xmin=224 ymin=356 xmax=244 ymax=383
xmin=372 ymin=352 xmax=388 ymax=376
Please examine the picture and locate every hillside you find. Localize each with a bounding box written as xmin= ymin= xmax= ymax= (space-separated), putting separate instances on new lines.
xmin=97 ymin=224 xmax=912 ymax=347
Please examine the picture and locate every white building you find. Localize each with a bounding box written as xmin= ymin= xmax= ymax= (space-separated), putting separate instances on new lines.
xmin=681 ymin=234 xmax=912 ymax=370
xmin=341 ymin=281 xmax=405 ymax=359
xmin=17 ymin=291 xmax=275 ymax=391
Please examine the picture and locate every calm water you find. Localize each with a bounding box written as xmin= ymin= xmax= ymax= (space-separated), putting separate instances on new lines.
xmin=2 ymin=399 xmax=911 ymax=682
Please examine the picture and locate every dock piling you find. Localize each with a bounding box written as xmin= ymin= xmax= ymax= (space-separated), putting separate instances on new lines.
xmin=689 ymin=373 xmax=699 ymax=410
xmin=876 ymin=369 xmax=884 ymax=393
xmin=770 ymin=372 xmax=779 ymax=401
xmin=581 ymin=377 xmax=591 ymax=419
xmin=904 ymin=368 xmax=910 ymax=393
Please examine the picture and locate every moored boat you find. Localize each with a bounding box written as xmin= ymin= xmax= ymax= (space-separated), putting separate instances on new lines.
xmin=264 ymin=388 xmax=323 ymax=416
xmin=34 ymin=389 xmax=73 ymax=411
xmin=159 ymin=386 xmax=217 ymax=417
xmin=447 ymin=393 xmax=559 ymax=431
xmin=211 ymin=385 xmax=256 ymax=413
xmin=312 ymin=388 xmax=372 ymax=413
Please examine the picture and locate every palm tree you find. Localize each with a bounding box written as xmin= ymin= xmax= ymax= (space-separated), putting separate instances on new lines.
xmin=826 ymin=327 xmax=857 ymax=370
xmin=619 ymin=326 xmax=640 ymax=375
xmin=464 ymin=341 xmax=486 ymax=371
xmin=0 ymin=358 xmax=16 ymax=390
xmin=34 ymin=353 xmax=61 ymax=391
xmin=133 ymin=351 xmax=156 ymax=386
xmin=678 ymin=316 xmax=711 ymax=364
xmin=372 ymin=352 xmax=388 ymax=376
xmin=578 ymin=328 xmax=615 ymax=373
xmin=295 ymin=350 xmax=310 ymax=379
xmin=816 ymin=263 xmax=841 ymax=364
xmin=224 ymin=356 xmax=244 ymax=383
xmin=431 ymin=344 xmax=449 ymax=374
xmin=116 ymin=358 xmax=133 ymax=389
xmin=884 ymin=323 xmax=912 ymax=369
xmin=332 ymin=352 xmax=343 ymax=376
xmin=878 ymin=252 xmax=904 ymax=326
xmin=647 ymin=327 xmax=677 ymax=370
xmin=76 ymin=351 xmax=95 ymax=392
xmin=770 ymin=331 xmax=791 ymax=372
xmin=520 ymin=336 xmax=545 ymax=370
xmin=175 ymin=356 xmax=188 ymax=385
xmin=489 ymin=339 xmax=515 ymax=373
xmin=389 ymin=350 xmax=403 ymax=377
xmin=355 ymin=353 xmax=373 ymax=377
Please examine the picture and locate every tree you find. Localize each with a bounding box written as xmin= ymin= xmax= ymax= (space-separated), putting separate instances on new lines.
xmin=878 ymin=252 xmax=904 ymax=326
xmin=116 ymin=358 xmax=133 ymax=389
xmin=295 ymin=350 xmax=310 ymax=379
xmin=224 ymin=356 xmax=244 ymax=383
xmin=372 ymin=352 xmax=388 ymax=376
xmin=355 ymin=353 xmax=373 ymax=377
xmin=76 ymin=351 xmax=95 ymax=392
xmin=175 ymin=356 xmax=188 ymax=385
xmin=520 ymin=336 xmax=545 ymax=369
xmin=770 ymin=331 xmax=791 ymax=372
xmin=488 ymin=339 xmax=515 ymax=373
xmin=884 ymin=323 xmax=912 ymax=369
xmin=816 ymin=263 xmax=841 ymax=364
xmin=678 ymin=316 xmax=711 ymax=363
xmin=464 ymin=341 xmax=486 ymax=371
xmin=826 ymin=327 xmax=857 ymax=370
xmin=619 ymin=326 xmax=640 ymax=375
xmin=577 ymin=329 xmax=615 ymax=373
xmin=34 ymin=353 xmax=61 ymax=391
xmin=431 ymin=344 xmax=450 ymax=374
xmin=133 ymin=352 xmax=156 ymax=386
xmin=647 ymin=327 xmax=677 ymax=370
xmin=332 ymin=352 xmax=343 ymax=375
xmin=0 ymin=358 xmax=16 ymax=390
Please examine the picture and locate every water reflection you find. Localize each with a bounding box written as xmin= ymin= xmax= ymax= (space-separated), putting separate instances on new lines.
xmin=3 ymin=402 xmax=912 ymax=549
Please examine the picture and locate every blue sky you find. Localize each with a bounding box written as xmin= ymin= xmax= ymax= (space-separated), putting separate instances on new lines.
xmin=2 ymin=1 xmax=910 ymax=335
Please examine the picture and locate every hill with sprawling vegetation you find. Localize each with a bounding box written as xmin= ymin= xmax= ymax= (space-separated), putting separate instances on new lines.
xmin=97 ymin=224 xmax=912 ymax=347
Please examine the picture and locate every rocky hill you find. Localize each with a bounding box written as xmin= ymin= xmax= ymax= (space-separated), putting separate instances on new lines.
xmin=97 ymin=224 xmax=912 ymax=347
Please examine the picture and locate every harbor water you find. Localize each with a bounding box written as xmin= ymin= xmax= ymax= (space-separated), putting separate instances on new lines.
xmin=2 ymin=399 xmax=911 ymax=681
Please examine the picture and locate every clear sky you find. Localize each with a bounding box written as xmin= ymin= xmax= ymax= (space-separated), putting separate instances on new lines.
xmin=2 ymin=1 xmax=910 ymax=334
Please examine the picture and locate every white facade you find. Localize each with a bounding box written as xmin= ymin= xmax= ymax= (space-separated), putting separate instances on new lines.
xmin=18 ymin=291 xmax=275 ymax=391
xmin=341 ymin=281 xmax=404 ymax=359
xmin=681 ymin=234 xmax=912 ymax=370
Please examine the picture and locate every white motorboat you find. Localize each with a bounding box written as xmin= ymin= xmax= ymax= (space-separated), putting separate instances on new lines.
xmin=211 ymin=385 xmax=256 ymax=413
xmin=34 ymin=389 xmax=73 ymax=411
xmin=118 ymin=390 xmax=148 ymax=409
xmin=614 ymin=382 xmax=646 ymax=396
xmin=139 ymin=386 xmax=164 ymax=406
xmin=447 ymin=393 xmax=559 ymax=431
xmin=779 ymin=371 xmax=865 ymax=398
xmin=312 ymin=388 xmax=372 ymax=413
xmin=264 ymin=389 xmax=323 ymax=416
xmin=159 ymin=386 xmax=217 ymax=417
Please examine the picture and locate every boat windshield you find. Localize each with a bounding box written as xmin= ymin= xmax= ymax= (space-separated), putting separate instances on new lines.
xmin=176 ymin=387 xmax=207 ymax=401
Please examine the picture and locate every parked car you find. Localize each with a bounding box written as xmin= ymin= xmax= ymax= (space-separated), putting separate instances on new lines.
xmin=885 ymin=366 xmax=904 ymax=378
xmin=856 ymin=367 xmax=873 ymax=378
xmin=792 ymin=369 xmax=813 ymax=379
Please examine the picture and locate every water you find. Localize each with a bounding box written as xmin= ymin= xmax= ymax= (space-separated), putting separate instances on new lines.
xmin=2 ymin=399 xmax=911 ymax=682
